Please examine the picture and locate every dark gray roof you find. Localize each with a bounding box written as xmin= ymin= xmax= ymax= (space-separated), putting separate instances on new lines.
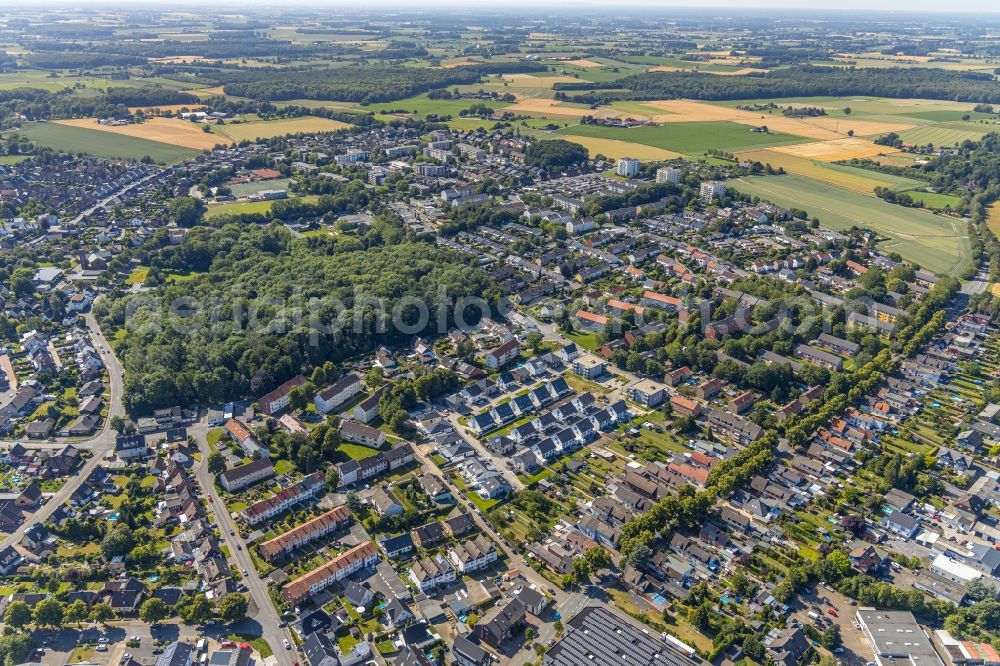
xmin=545 ymin=606 xmax=703 ymax=666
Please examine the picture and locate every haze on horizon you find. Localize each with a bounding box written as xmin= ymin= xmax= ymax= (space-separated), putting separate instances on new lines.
xmin=7 ymin=0 xmax=1000 ymax=14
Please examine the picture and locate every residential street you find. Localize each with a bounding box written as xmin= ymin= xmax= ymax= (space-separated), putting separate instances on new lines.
xmin=0 ymin=310 xmax=124 ymax=550
xmin=192 ymin=427 xmax=295 ymax=666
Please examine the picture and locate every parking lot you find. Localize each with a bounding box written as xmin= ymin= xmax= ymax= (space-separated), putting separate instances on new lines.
xmin=30 ymin=623 xmax=231 ymax=666
xmin=790 ymin=585 xmax=872 ymax=666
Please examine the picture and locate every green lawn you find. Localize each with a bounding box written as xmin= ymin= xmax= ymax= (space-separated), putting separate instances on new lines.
xmin=14 ymin=122 xmax=199 ymax=164
xmin=559 ymin=121 xmax=808 ymax=155
xmin=564 ymin=330 xmax=601 ymax=352
xmin=125 ymin=267 xmax=149 ymax=285
xmin=729 ymin=174 xmax=971 ymax=275
xmin=338 ymin=441 xmax=379 ymax=460
xmin=901 ymin=190 xmax=964 ymax=210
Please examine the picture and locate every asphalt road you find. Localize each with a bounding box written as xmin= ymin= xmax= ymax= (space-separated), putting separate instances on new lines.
xmin=192 ymin=427 xmax=295 ymax=666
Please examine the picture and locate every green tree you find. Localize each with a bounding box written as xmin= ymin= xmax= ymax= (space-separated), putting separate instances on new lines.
xmin=2 ymin=600 xmax=31 ymax=628
xmin=33 ymin=598 xmax=64 ymax=627
xmin=821 ymin=626 xmax=841 ymax=650
xmin=288 ymin=385 xmax=308 ymax=411
xmin=218 ymin=594 xmax=249 ymax=624
xmin=526 ymin=331 xmax=544 ymax=353
xmin=64 ymin=599 xmax=89 ymax=626
xmin=90 ymin=602 xmax=114 ymax=624
xmin=167 ymin=196 xmax=206 ymax=228
xmin=139 ymin=598 xmax=169 ymax=624
xmin=181 ymin=594 xmax=212 ymax=625
xmin=208 ymin=451 xmax=226 ymax=475
xmin=101 ymin=525 xmax=135 ymax=561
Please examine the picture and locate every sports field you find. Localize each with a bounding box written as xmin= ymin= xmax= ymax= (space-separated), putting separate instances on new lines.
xmin=213 ymin=116 xmax=352 ymax=142
xmin=729 ymin=174 xmax=971 ymax=275
xmin=560 ymin=121 xmax=807 ymax=155
xmin=15 ymin=122 xmax=199 ymax=163
xmin=57 ymin=117 xmax=223 ymax=151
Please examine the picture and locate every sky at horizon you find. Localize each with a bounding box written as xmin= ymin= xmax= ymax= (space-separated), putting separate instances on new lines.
xmin=8 ymin=0 xmax=1000 ymax=12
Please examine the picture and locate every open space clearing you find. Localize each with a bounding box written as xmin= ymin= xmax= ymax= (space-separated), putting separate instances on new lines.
xmin=205 ymin=195 xmax=319 ymax=219
xmin=737 ymin=149 xmax=925 ymax=194
xmin=560 ymin=121 xmax=807 ymax=155
xmin=14 ymin=122 xmax=199 ymax=164
xmin=213 ymin=116 xmax=352 ymax=142
xmin=770 ymin=136 xmax=898 ymax=161
xmin=57 ymin=117 xmax=223 ymax=151
xmin=729 ymin=174 xmax=971 ymax=275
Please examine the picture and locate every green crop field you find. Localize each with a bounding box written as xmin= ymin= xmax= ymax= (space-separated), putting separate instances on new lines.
xmin=729 ymin=174 xmax=971 ymax=275
xmin=898 ymin=123 xmax=992 ymax=147
xmin=560 ymin=121 xmax=807 ymax=155
xmin=14 ymin=122 xmax=198 ymax=163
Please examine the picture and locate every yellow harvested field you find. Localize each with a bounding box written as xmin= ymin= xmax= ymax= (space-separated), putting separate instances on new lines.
xmin=215 ymin=116 xmax=352 ymax=142
xmin=186 ymin=86 xmax=227 ymax=97
xmin=709 ymin=67 xmax=769 ymax=76
xmin=737 ymin=148 xmax=901 ymax=193
xmin=441 ymin=58 xmax=478 ymax=68
xmin=797 ymin=116 xmax=915 ymax=137
xmin=987 ymin=204 xmax=1000 ymax=237
xmin=556 ymin=135 xmax=684 ymax=161
xmin=565 ymin=59 xmax=604 ymax=68
xmin=647 ymin=66 xmax=767 ymax=76
xmin=55 ymin=117 xmax=224 ymax=150
xmin=500 ymin=73 xmax=579 ymax=88
xmin=601 ymin=100 xmax=909 ymax=140
xmin=150 ymin=55 xmax=206 ymax=64
xmin=505 ymin=98 xmax=605 ymax=117
xmin=770 ymin=137 xmax=897 ymax=161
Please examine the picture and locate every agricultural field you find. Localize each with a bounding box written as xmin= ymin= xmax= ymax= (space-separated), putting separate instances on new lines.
xmin=537 ymin=132 xmax=684 ymax=160
xmin=897 ymin=122 xmax=994 ymax=147
xmin=56 ymin=117 xmax=224 ymax=151
xmin=212 ymin=116 xmax=352 ymax=142
xmin=729 ymin=174 xmax=971 ymax=275
xmin=988 ymin=205 xmax=1000 ymax=237
xmin=559 ymin=121 xmax=807 ymax=155
xmin=736 ymin=149 xmax=926 ymax=194
xmin=14 ymin=121 xmax=199 ymax=163
xmin=770 ymin=136 xmax=901 ymax=161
